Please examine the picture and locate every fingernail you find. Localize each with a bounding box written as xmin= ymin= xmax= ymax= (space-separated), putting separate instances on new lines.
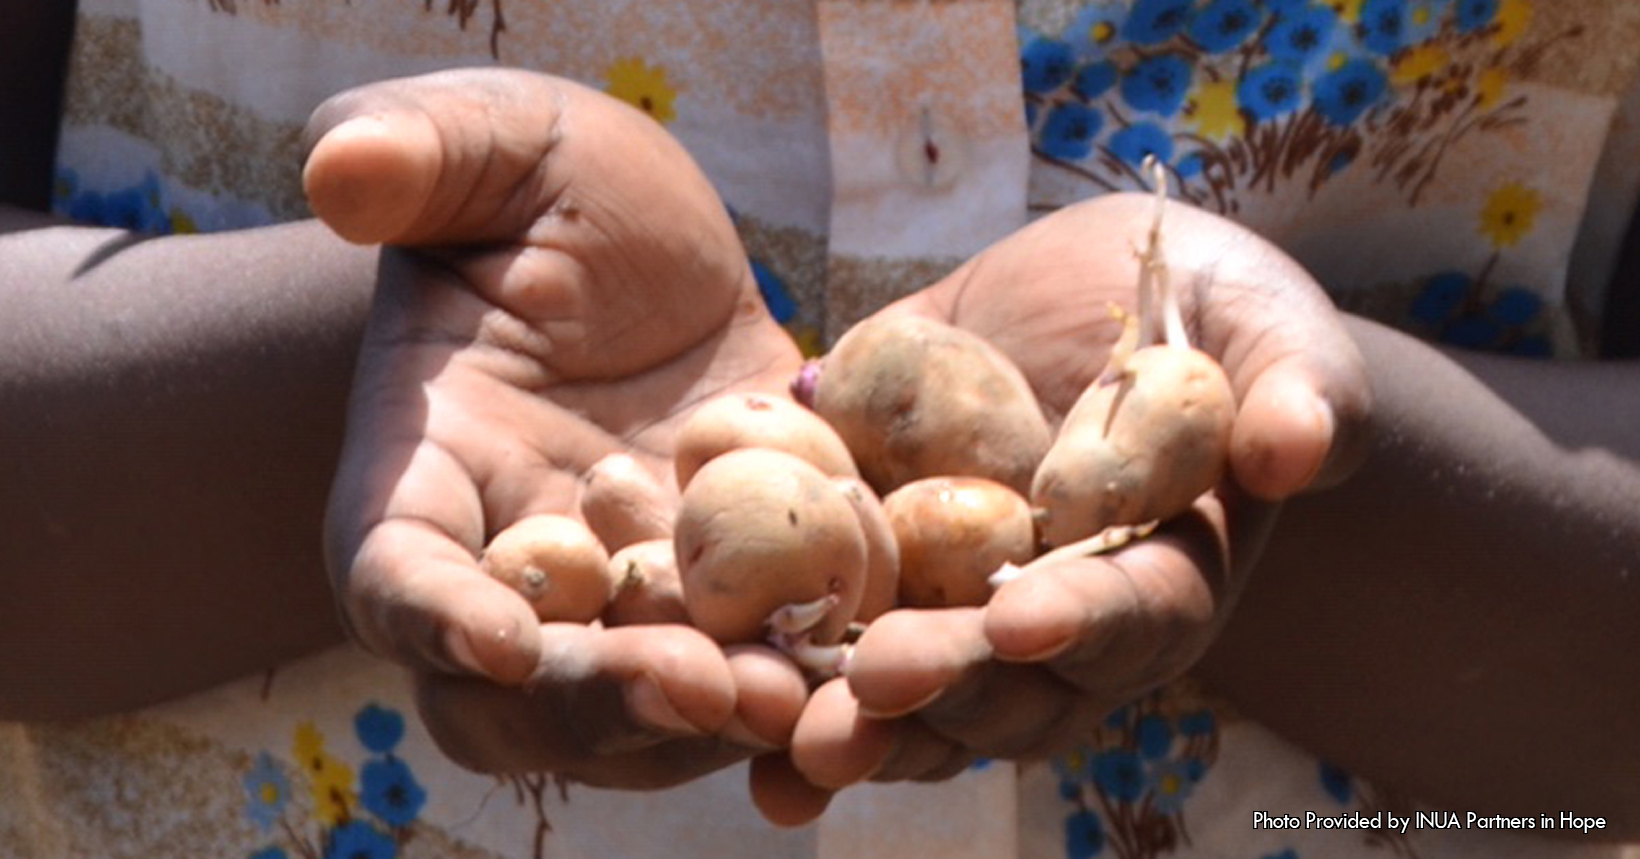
xmin=720 ymin=715 xmax=781 ymax=752
xmin=625 ymin=675 xmax=705 ymax=736
xmin=856 ymin=685 xmax=945 ymax=721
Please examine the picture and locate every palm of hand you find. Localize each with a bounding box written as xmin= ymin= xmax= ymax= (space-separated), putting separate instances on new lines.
xmin=780 ymin=194 xmax=1371 ymax=794
xmin=309 ymin=70 xmax=805 ymax=787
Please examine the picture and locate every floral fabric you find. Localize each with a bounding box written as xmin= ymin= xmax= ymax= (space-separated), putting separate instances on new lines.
xmin=11 ymin=1 xmax=1640 ymax=857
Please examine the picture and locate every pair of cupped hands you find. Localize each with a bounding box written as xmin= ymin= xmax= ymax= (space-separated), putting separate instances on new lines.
xmin=307 ymin=69 xmax=1370 ymax=824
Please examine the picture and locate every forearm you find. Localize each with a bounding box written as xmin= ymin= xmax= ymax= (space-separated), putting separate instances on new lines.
xmin=0 ymin=209 xmax=376 ymax=720
xmin=1199 ymin=315 xmax=1640 ymax=834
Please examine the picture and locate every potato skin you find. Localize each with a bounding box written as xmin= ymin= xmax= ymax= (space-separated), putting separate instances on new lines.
xmin=673 ymin=393 xmax=859 ymax=489
xmin=579 ymin=452 xmax=677 ymax=553
xmin=884 ymin=476 xmax=1036 ymax=608
xmin=603 ymin=538 xmax=689 ymax=626
xmin=480 ymin=514 xmax=614 ymax=623
xmin=811 ymin=315 xmax=1052 ymax=496
xmin=832 ymin=477 xmax=900 ymax=623
xmin=1032 ymin=345 xmax=1235 ymax=547
xmin=675 ymin=448 xmax=867 ymax=645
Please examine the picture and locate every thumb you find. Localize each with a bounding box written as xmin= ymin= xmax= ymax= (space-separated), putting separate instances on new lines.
xmin=300 ymin=69 xmax=586 ymax=246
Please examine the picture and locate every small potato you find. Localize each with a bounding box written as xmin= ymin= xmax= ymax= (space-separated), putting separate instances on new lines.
xmin=480 ymin=514 xmax=614 ymax=623
xmin=832 ymin=477 xmax=900 ymax=623
xmin=603 ymin=538 xmax=689 ymax=626
xmin=579 ymin=451 xmax=678 ymax=553
xmin=1032 ymin=345 xmax=1235 ymax=548
xmin=884 ymin=476 xmax=1037 ymax=608
xmin=810 ymin=315 xmax=1051 ymax=496
xmin=675 ymin=448 xmax=867 ymax=646
xmin=673 ymin=393 xmax=859 ymax=489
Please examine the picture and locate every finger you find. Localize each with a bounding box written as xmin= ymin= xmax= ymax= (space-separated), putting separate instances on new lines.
xmin=788 ymin=677 xmax=899 ymax=790
xmin=722 ymin=644 xmax=810 ymax=750
xmin=415 ymin=623 xmax=739 ymax=777
xmin=1231 ymin=352 xmax=1372 ymax=498
xmin=338 ymin=517 xmax=543 ymax=684
xmin=868 ymin=720 xmax=974 ymax=783
xmin=845 ymin=607 xmax=1084 ymax=760
xmin=983 ymin=502 xmax=1234 ymax=698
xmin=749 ymin=753 xmax=836 ymax=827
xmin=911 ymin=661 xmax=1081 ymax=760
xmin=842 ymin=607 xmax=993 ymax=718
xmin=302 ymin=69 xmax=569 ymax=246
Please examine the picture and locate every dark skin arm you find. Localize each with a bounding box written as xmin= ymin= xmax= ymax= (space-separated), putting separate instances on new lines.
xmin=0 ymin=211 xmax=374 ymax=720
xmin=1198 ymin=317 xmax=1640 ymax=834
xmin=0 ymin=0 xmax=374 ymax=721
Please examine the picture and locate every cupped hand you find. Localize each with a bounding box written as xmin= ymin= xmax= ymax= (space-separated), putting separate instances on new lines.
xmin=305 ymin=69 xmax=808 ymax=789
xmin=771 ymin=192 xmax=1373 ymax=813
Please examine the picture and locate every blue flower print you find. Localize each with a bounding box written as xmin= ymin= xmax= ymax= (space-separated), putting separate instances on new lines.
xmin=60 ymin=173 xmax=174 ymax=234
xmin=1145 ymin=759 xmax=1196 ymax=814
xmin=1065 ymin=2 xmax=1129 ymax=61
xmin=1409 ymin=270 xmax=1471 ymax=324
xmin=1092 ymin=748 xmax=1146 ymax=802
xmin=1175 ymin=150 xmax=1204 ymax=179
xmin=323 ymin=821 xmax=396 ymax=859
xmin=1238 ymin=62 xmax=1304 ymax=121
xmin=1403 ymin=0 xmax=1451 ymax=41
xmin=1442 ymin=315 xmax=1505 ymax=349
xmin=101 ymin=187 xmax=155 ymax=232
xmin=1023 ymin=37 xmax=1077 ymax=94
xmin=1488 ymin=286 xmax=1542 ymax=327
xmin=243 ymin=752 xmax=292 ymax=831
xmin=1135 ymin=714 xmax=1174 ymax=759
xmin=1107 ymin=122 xmax=1174 ymax=168
xmin=1312 ymin=58 xmax=1387 ymax=125
xmin=1188 ymin=0 xmax=1263 ymax=52
xmin=1262 ymin=0 xmax=1309 ymax=15
xmin=1074 ymin=61 xmax=1120 ymax=100
xmin=1319 ymin=761 xmax=1354 ymax=804
xmin=1358 ymin=0 xmax=1409 ymax=55
xmin=1040 ymin=103 xmax=1104 ymax=159
xmin=1455 ymin=0 xmax=1500 ymax=33
xmin=1065 ymin=808 xmax=1106 ymax=859
xmin=1265 ymin=4 xmax=1339 ymax=65
xmin=1322 ymin=145 xmax=1358 ymax=178
xmin=354 ymin=704 xmax=406 ymax=754
xmin=1178 ymin=708 xmax=1216 ymax=738
xmin=1103 ymin=704 xmax=1133 ymax=729
xmin=1122 ymin=0 xmax=1193 ymax=45
xmin=360 ymin=756 xmax=427 ymax=827
xmin=751 ymin=258 xmax=798 ymax=324
xmin=1121 ymin=54 xmax=1193 ymax=117
xmin=1509 ymin=335 xmax=1553 ymax=357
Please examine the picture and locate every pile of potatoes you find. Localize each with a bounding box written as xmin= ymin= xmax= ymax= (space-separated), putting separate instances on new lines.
xmin=478 ymin=306 xmax=1236 ymax=680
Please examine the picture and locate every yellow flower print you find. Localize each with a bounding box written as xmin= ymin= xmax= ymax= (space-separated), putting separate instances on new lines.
xmin=605 ymin=58 xmax=678 ymax=124
xmin=1478 ymin=182 xmax=1541 ymax=249
xmin=293 ymin=722 xmax=357 ymax=825
xmin=1085 ymin=18 xmax=1117 ymax=48
xmin=1476 ymin=66 xmax=1507 ymax=109
xmin=311 ymin=772 xmax=357 ymax=826
xmin=1408 ymin=0 xmax=1435 ymax=31
xmin=294 ymin=722 xmax=325 ymax=761
xmin=1188 ymin=80 xmax=1243 ymax=142
xmin=168 ymin=208 xmax=198 ymax=234
xmin=1329 ymin=0 xmax=1364 ymax=24
xmin=1493 ymin=0 xmax=1532 ymax=47
xmin=1391 ymin=44 xmax=1447 ymax=86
